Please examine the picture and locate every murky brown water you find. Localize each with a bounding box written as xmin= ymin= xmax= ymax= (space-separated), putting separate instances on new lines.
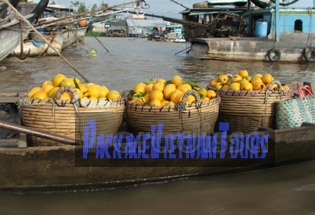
xmin=0 ymin=37 xmax=314 ymax=215
xmin=1 ymin=37 xmax=315 ymax=93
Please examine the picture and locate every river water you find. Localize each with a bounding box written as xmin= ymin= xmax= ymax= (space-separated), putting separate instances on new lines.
xmin=0 ymin=37 xmax=315 ymax=215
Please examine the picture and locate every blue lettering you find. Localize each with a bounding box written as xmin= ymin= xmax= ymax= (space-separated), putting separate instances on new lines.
xmin=259 ymin=133 xmax=269 ymax=158
xmin=240 ymin=134 xmax=250 ymax=159
xmin=95 ymin=133 xmax=112 ymax=159
xmin=113 ymin=133 xmax=124 ymax=159
xmin=197 ymin=134 xmax=208 ymax=158
xmin=209 ymin=134 xmax=218 ymax=158
xmin=250 ymin=132 xmax=260 ymax=158
xmin=168 ymin=134 xmax=177 ymax=159
xmin=83 ymin=119 xmax=96 ymax=158
xmin=219 ymin=122 xmax=229 ymax=158
xmin=230 ymin=133 xmax=239 ymax=159
xmin=125 ymin=134 xmax=139 ymax=158
xmin=150 ymin=124 xmax=162 ymax=159
xmin=141 ymin=133 xmax=150 ymax=159
xmin=186 ymin=134 xmax=196 ymax=158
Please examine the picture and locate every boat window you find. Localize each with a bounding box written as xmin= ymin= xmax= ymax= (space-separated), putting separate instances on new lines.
xmin=294 ymin=20 xmax=302 ymax=32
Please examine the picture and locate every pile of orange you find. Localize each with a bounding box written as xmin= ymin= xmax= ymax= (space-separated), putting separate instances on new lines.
xmin=209 ymin=70 xmax=290 ymax=91
xmin=27 ymin=73 xmax=121 ymax=101
xmin=129 ymin=75 xmax=217 ymax=106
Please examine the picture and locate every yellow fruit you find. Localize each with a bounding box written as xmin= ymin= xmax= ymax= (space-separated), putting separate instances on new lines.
xmin=171 ymin=75 xmax=183 ymax=86
xmin=149 ymin=90 xmax=164 ymax=101
xmin=106 ymin=90 xmax=121 ymax=100
xmin=231 ymin=74 xmax=242 ymax=83
xmin=133 ymin=97 xmax=146 ymax=105
xmin=202 ymin=97 xmax=210 ymax=101
xmin=177 ymin=83 xmax=192 ymax=93
xmin=253 ymin=82 xmax=266 ymax=91
xmin=153 ymin=82 xmax=165 ymax=91
xmin=251 ymin=77 xmax=263 ymax=84
xmin=52 ymin=73 xmax=66 ymax=87
xmin=149 ymin=98 xmax=162 ymax=106
xmin=163 ymin=83 xmax=176 ymax=99
xmin=229 ymin=82 xmax=241 ymax=91
xmin=186 ymin=94 xmax=196 ymax=104
xmin=267 ymin=83 xmax=279 ymax=91
xmin=210 ymin=79 xmax=217 ymax=88
xmin=88 ymin=85 xmax=101 ymax=98
xmin=74 ymin=78 xmax=81 ymax=86
xmin=241 ymin=82 xmax=253 ymax=91
xmin=75 ymin=88 xmax=84 ymax=99
xmin=281 ymin=85 xmax=290 ymax=91
xmin=59 ymin=92 xmax=72 ymax=100
xmin=157 ymin=78 xmax=166 ymax=84
xmin=261 ymin=73 xmax=274 ymax=84
xmin=245 ymin=76 xmax=252 ymax=82
xmin=42 ymin=84 xmax=54 ymax=94
xmin=206 ymin=90 xmax=216 ymax=99
xmin=79 ymin=84 xmax=88 ymax=94
xmin=222 ymin=85 xmax=230 ymax=91
xmin=198 ymin=87 xmax=207 ymax=98
xmin=32 ymin=90 xmax=48 ymax=100
xmin=60 ymin=77 xmax=76 ymax=88
xmin=47 ymin=87 xmax=59 ymax=98
xmin=238 ymin=69 xmax=249 ymax=78
xmin=239 ymin=78 xmax=249 ymax=85
xmin=41 ymin=80 xmax=53 ymax=88
xmin=214 ymin=82 xmax=223 ymax=90
xmin=27 ymin=87 xmax=42 ymax=98
xmin=145 ymin=83 xmax=154 ymax=93
xmin=134 ymin=82 xmax=147 ymax=94
xmin=170 ymin=90 xmax=184 ymax=104
xmin=99 ymin=85 xmax=109 ymax=98
xmin=252 ymin=73 xmax=263 ymax=79
xmin=218 ymin=75 xmax=229 ymax=84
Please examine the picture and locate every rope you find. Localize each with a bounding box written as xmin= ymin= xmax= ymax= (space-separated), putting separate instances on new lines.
xmin=2 ymin=0 xmax=90 ymax=83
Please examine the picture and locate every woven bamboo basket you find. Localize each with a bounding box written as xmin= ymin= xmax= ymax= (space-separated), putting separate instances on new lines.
xmin=209 ymin=80 xmax=293 ymax=133
xmin=19 ymin=86 xmax=125 ymax=146
xmin=126 ymin=90 xmax=220 ymax=136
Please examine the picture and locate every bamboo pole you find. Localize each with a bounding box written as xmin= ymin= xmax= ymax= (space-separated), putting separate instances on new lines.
xmin=2 ymin=0 xmax=90 ymax=83
xmin=0 ymin=120 xmax=80 ymax=145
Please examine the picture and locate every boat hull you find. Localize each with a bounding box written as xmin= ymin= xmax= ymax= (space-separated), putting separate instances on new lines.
xmin=11 ymin=33 xmax=63 ymax=57
xmin=0 ymin=125 xmax=314 ymax=192
xmin=188 ymin=34 xmax=312 ymax=63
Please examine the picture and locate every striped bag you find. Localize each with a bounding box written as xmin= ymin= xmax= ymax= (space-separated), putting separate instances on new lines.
xmin=276 ymin=85 xmax=315 ymax=129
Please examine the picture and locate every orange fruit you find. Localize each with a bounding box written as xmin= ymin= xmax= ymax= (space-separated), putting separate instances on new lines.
xmin=163 ymin=84 xmax=176 ymax=99
xmin=99 ymin=85 xmax=109 ymax=98
xmin=133 ymin=82 xmax=147 ymax=94
xmin=153 ymin=81 xmax=165 ymax=91
xmin=88 ymin=84 xmax=101 ymax=98
xmin=206 ymin=90 xmax=216 ymax=99
xmin=149 ymin=90 xmax=164 ymax=101
xmin=47 ymin=87 xmax=59 ymax=98
xmin=170 ymin=90 xmax=184 ymax=104
xmin=52 ymin=73 xmax=66 ymax=87
xmin=107 ymin=90 xmax=121 ymax=100
xmin=171 ymin=75 xmax=183 ymax=86
xmin=27 ymin=87 xmax=42 ymax=98
xmin=261 ymin=73 xmax=274 ymax=84
xmin=149 ymin=98 xmax=162 ymax=106
xmin=32 ymin=90 xmax=48 ymax=100
xmin=41 ymin=80 xmax=53 ymax=88
xmin=59 ymin=92 xmax=72 ymax=100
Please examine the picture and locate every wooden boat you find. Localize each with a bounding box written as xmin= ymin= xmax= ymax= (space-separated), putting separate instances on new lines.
xmin=183 ymin=0 xmax=315 ymax=62
xmin=0 ymin=0 xmax=49 ymax=61
xmin=0 ymin=92 xmax=314 ymax=192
